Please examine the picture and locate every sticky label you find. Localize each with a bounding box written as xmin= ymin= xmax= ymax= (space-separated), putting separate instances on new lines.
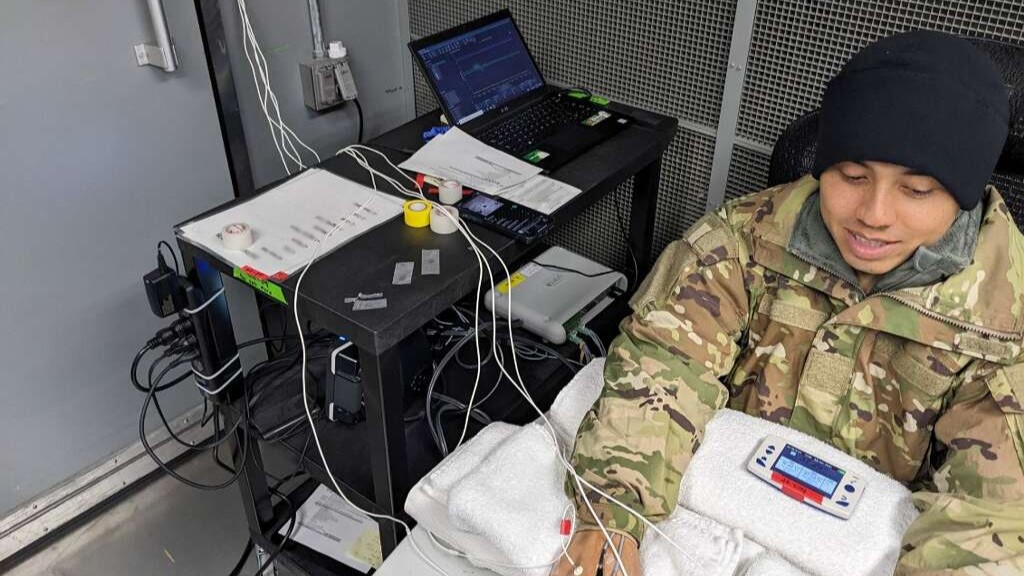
xmin=348 ymin=527 xmax=383 ymax=569
xmin=496 ymin=272 xmax=527 ymax=294
xmin=520 ymin=262 xmax=542 ymax=277
xmin=233 ymin=267 xmax=286 ymax=304
xmin=589 ymin=95 xmax=610 ymax=106
xmin=582 ymin=110 xmax=611 ymax=127
xmin=422 ymin=249 xmax=440 ymax=275
xmin=353 ymin=298 xmax=388 ymax=311
xmin=393 ymin=261 xmax=414 ymax=285
xmin=241 ymin=265 xmax=269 ymax=281
xmin=567 ymin=90 xmax=588 ymax=99
xmin=523 ymin=149 xmax=550 ymax=163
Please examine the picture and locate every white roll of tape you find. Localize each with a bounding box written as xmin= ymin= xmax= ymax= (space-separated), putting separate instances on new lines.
xmin=438 ymin=179 xmax=462 ymax=205
xmin=430 ymin=205 xmax=460 ymax=235
xmin=221 ymin=222 xmax=254 ymax=250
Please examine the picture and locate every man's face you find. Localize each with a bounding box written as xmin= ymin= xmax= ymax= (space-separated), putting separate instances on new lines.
xmin=818 ymin=161 xmax=961 ymax=289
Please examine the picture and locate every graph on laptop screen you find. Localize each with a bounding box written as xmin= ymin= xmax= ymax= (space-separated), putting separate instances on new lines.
xmin=416 ymin=17 xmax=544 ymax=125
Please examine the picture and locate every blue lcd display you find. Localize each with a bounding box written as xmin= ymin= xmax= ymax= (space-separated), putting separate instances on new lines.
xmin=771 ymin=445 xmax=844 ymax=497
xmin=416 ymin=17 xmax=544 ymax=125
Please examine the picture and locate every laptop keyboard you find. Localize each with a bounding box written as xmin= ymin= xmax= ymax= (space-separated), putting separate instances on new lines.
xmin=480 ymin=95 xmax=595 ymax=155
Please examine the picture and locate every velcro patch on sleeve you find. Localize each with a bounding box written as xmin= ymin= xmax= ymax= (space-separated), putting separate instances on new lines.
xmin=685 ymin=213 xmax=737 ymax=262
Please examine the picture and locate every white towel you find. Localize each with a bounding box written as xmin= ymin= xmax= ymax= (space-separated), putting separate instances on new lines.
xmin=447 ymin=423 xmax=567 ymax=576
xmin=679 ymin=409 xmax=919 ymax=576
xmin=742 ymin=552 xmax=812 ymax=576
xmin=407 ymin=359 xmax=915 ymax=576
xmin=404 ymin=422 xmax=520 ymax=570
xmin=640 ymin=506 xmax=745 ymax=576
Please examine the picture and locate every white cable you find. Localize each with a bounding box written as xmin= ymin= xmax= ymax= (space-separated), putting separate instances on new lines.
xmin=193 ymin=365 xmax=244 ymax=396
xmin=182 ymin=287 xmax=225 ymax=315
xmin=236 ymin=0 xmax=321 ymax=174
xmin=191 ymin=352 xmax=242 ymax=396
xmin=237 ymin=0 xmax=289 ymax=173
xmin=192 ymin=353 xmax=240 ymax=380
xmin=325 ymin=145 xmax=696 ymax=573
xmin=292 ymin=169 xmax=457 ymax=576
xmin=329 ymin=145 xmax=652 ymax=574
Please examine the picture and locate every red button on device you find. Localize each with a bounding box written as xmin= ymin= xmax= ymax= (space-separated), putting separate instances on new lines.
xmin=771 ymin=471 xmax=823 ymax=503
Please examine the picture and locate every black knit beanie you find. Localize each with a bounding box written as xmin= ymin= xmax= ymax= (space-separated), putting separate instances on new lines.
xmin=812 ymin=30 xmax=1009 ymax=210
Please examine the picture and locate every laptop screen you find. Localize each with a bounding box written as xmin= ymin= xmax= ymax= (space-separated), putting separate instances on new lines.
xmin=414 ymin=16 xmax=544 ymax=125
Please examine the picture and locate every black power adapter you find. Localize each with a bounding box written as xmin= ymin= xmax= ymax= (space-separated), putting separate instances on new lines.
xmin=144 ymin=252 xmax=187 ymax=318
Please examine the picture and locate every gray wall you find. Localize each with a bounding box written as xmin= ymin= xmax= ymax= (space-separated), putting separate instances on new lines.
xmin=0 ymin=0 xmax=415 ymax=517
xmin=0 ymin=0 xmax=265 ymax=515
xmin=219 ymin=0 xmax=416 ymax=188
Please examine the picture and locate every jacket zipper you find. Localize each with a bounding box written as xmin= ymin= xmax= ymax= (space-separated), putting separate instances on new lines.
xmin=787 ymin=249 xmax=865 ymax=300
xmin=876 ymin=291 xmax=1021 ymax=341
xmin=785 ymin=247 xmax=1019 ymax=341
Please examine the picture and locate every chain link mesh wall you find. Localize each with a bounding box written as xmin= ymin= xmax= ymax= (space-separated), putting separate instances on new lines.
xmin=728 ymin=0 xmax=1024 ymax=199
xmin=408 ymin=0 xmax=736 ymax=270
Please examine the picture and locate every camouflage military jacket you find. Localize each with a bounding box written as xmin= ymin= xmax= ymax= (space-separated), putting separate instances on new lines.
xmin=570 ymin=176 xmax=1024 ymax=574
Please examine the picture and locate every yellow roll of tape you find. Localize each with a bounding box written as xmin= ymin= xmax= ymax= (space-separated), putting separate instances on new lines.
xmin=403 ymin=200 xmax=432 ymax=228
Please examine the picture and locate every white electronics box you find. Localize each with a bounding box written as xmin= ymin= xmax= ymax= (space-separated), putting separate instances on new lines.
xmin=747 ymin=435 xmax=865 ymax=519
xmin=484 ymin=246 xmax=627 ymax=344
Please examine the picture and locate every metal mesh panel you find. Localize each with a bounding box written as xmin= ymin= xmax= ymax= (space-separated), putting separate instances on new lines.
xmin=408 ymin=0 xmax=736 ymax=269
xmin=990 ymin=172 xmax=1024 ymax=233
xmin=548 ymin=128 xmax=717 ymax=274
xmin=725 ymin=144 xmax=772 ymax=202
xmin=727 ymin=0 xmax=1024 ymax=202
xmin=736 ymin=0 xmax=1024 ymax=150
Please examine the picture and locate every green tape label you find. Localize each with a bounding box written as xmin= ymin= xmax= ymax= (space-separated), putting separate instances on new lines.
xmin=589 ymin=95 xmax=610 ymax=106
xmin=567 ymin=90 xmax=588 ymax=99
xmin=233 ymin=267 xmax=287 ymax=304
xmin=523 ymin=149 xmax=550 ymax=163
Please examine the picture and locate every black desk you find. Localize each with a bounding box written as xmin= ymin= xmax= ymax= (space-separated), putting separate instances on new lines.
xmin=174 ymin=103 xmax=676 ymax=566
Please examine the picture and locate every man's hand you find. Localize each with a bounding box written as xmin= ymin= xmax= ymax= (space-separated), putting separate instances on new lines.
xmin=549 ymin=530 xmax=641 ymax=576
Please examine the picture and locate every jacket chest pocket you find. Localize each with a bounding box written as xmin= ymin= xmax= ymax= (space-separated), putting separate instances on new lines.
xmin=728 ymin=284 xmax=832 ymax=422
xmin=864 ymin=336 xmax=964 ymax=478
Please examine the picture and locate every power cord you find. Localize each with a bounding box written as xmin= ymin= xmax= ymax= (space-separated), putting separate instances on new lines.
xmin=353 ymin=98 xmax=364 ymax=144
xmin=531 ymin=260 xmax=621 ymax=278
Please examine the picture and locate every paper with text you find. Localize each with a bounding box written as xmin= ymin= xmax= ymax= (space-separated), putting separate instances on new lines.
xmin=177 ymin=169 xmax=403 ymax=277
xmin=398 ymin=127 xmax=542 ymax=194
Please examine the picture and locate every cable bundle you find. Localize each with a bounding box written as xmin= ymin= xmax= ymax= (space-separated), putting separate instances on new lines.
xmin=280 ymin=145 xmax=699 ymax=576
xmin=236 ymin=0 xmax=321 ymax=174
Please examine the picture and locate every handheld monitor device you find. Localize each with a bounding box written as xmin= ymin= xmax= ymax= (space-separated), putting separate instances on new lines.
xmin=747 ymin=435 xmax=864 ymax=519
xmin=458 ymin=191 xmax=553 ymax=244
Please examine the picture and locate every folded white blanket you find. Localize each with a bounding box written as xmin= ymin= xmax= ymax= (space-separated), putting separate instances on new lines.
xmin=680 ymin=410 xmax=919 ymax=576
xmin=744 ymin=552 xmax=813 ymax=576
xmin=639 ymin=506 xmax=745 ymax=576
xmin=448 ymin=423 xmax=566 ymax=576
xmin=404 ymin=422 xmax=521 ymax=570
xmin=406 ymin=359 xmax=915 ymax=576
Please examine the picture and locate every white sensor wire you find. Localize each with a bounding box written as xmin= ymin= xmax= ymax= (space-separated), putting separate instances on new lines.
xmin=285 ymin=144 xmax=699 ymax=575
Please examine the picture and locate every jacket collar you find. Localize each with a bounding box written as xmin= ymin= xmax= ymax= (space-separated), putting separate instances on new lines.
xmin=788 ymin=191 xmax=983 ymax=295
xmin=745 ymin=175 xmax=1024 ymax=361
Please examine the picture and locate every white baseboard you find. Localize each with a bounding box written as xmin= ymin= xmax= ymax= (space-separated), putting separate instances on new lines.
xmin=0 ymin=403 xmax=211 ymax=564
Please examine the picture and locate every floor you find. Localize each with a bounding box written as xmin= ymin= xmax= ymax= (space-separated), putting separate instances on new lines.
xmin=7 ymin=448 xmax=304 ymax=576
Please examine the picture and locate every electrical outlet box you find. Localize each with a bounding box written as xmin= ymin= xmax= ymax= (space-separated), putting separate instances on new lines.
xmin=300 ymin=56 xmax=351 ymax=111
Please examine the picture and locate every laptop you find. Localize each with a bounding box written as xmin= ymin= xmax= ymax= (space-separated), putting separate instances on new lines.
xmin=409 ymin=10 xmax=631 ymax=171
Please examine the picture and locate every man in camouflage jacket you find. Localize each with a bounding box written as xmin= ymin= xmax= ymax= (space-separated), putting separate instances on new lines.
xmin=555 ymin=31 xmax=1024 ymax=575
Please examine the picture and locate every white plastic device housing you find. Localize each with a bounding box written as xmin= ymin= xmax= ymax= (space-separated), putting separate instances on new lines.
xmin=747 ymin=434 xmax=865 ymax=519
xmin=484 ymin=246 xmax=626 ymax=344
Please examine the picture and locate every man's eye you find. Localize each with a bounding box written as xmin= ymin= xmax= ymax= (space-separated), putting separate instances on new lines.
xmin=905 ymin=187 xmax=933 ymax=198
xmin=841 ymin=173 xmax=867 ymax=183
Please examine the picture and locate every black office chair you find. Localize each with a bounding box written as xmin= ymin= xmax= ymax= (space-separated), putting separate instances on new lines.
xmin=767 ymin=37 xmax=1024 ymax=232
